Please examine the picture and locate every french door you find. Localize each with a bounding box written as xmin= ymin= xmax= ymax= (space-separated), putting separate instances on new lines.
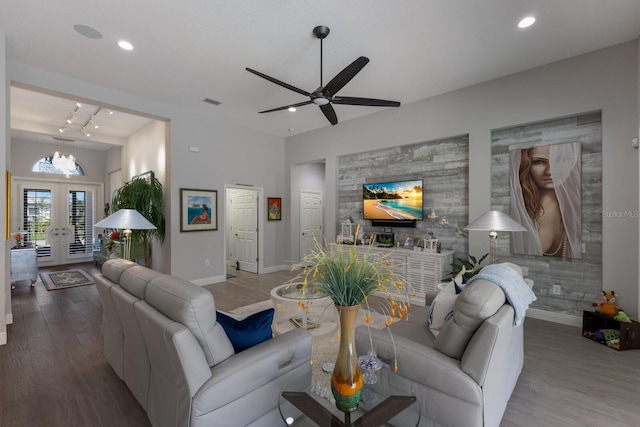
xmin=16 ymin=180 xmax=97 ymax=266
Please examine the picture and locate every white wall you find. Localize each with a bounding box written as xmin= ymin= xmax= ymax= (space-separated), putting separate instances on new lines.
xmin=2 ymin=59 xmax=289 ymax=286
xmin=169 ymin=112 xmax=286 ymax=281
xmin=285 ymin=41 xmax=640 ymax=317
xmin=1 ymin=34 xmax=8 ymax=344
xmin=10 ymin=138 xmax=107 ymax=182
xmin=122 ymin=120 xmax=168 ymax=271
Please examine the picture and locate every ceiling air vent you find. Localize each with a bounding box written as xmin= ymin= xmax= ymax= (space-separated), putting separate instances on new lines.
xmin=52 ymin=136 xmax=76 ymax=142
xmin=202 ymin=98 xmax=222 ymax=106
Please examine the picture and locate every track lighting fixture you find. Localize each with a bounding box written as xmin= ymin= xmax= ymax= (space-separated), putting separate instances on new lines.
xmin=65 ymin=105 xmax=80 ymax=124
xmin=80 ymin=107 xmax=101 ymax=136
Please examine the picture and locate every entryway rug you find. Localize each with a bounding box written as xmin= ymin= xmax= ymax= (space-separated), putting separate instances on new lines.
xmin=40 ymin=269 xmax=95 ymax=291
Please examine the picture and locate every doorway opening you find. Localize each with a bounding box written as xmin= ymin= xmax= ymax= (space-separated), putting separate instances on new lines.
xmin=225 ymin=186 xmax=263 ymax=274
xmin=14 ymin=179 xmax=100 ymax=266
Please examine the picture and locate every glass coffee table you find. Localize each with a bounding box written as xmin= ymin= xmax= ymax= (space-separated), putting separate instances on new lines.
xmin=271 ymin=283 xmax=340 ymax=337
xmin=279 ymin=364 xmax=420 ymax=426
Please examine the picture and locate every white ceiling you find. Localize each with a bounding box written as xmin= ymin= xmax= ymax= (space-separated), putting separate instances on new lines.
xmin=3 ymin=0 xmax=640 ymax=146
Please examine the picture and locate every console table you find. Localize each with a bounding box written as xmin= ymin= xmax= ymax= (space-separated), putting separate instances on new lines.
xmin=328 ymin=243 xmax=453 ymax=306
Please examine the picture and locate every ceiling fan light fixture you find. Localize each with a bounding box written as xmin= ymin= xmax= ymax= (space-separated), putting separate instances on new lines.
xmin=313 ymin=97 xmax=329 ymax=106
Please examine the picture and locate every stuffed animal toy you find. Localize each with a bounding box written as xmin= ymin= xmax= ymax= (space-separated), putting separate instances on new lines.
xmin=592 ymin=290 xmax=622 ymax=316
xmin=614 ymin=311 xmax=638 ymax=323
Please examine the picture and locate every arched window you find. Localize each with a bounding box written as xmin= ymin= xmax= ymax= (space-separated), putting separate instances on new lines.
xmin=32 ymin=155 xmax=86 ymax=177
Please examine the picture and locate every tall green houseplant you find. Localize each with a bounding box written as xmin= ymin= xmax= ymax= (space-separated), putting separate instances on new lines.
xmin=111 ymin=175 xmax=165 ymax=268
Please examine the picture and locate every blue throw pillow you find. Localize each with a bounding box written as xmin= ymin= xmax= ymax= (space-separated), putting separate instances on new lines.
xmin=216 ymin=308 xmax=274 ymax=352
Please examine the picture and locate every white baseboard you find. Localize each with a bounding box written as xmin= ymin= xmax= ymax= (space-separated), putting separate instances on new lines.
xmin=5 ymin=313 xmax=13 ymax=325
xmin=191 ymin=274 xmax=226 ymax=286
xmin=261 ymin=264 xmax=290 ymax=274
xmin=0 ymin=331 xmax=6 ymax=346
xmin=526 ymin=308 xmax=582 ymax=327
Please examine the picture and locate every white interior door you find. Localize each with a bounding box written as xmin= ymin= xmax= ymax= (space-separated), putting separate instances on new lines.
xmin=300 ymin=190 xmax=322 ymax=261
xmin=16 ymin=180 xmax=96 ymax=266
xmin=228 ymin=188 xmax=259 ymax=273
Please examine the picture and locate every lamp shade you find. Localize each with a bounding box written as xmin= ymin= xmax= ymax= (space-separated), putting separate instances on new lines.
xmin=94 ymin=209 xmax=156 ymax=230
xmin=464 ymin=211 xmax=526 ymax=232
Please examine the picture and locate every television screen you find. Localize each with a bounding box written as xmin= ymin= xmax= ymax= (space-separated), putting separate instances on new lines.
xmin=363 ymin=179 xmax=423 ymax=220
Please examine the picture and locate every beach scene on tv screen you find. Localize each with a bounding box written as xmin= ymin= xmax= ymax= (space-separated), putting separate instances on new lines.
xmin=363 ymin=180 xmax=423 ymax=220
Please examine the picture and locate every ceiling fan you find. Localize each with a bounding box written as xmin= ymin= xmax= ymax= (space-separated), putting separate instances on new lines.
xmin=246 ymin=25 xmax=401 ymax=126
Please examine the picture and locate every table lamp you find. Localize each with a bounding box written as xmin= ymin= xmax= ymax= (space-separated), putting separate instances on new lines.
xmin=464 ymin=210 xmax=526 ymax=264
xmin=94 ymin=209 xmax=156 ymax=260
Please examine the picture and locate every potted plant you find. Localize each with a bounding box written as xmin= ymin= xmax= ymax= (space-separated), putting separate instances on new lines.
xmin=450 ymin=253 xmax=489 ymax=282
xmin=111 ymin=175 xmax=165 ymax=268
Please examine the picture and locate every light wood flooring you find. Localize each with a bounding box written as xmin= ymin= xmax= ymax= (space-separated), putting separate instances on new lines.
xmin=1 ymin=263 xmax=639 ymax=426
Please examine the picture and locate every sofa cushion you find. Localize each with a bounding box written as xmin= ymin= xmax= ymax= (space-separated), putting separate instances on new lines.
xmin=145 ymin=275 xmax=234 ymax=367
xmin=120 ymin=265 xmax=163 ymax=299
xmin=433 ymin=279 xmax=505 ymax=359
xmin=427 ymin=282 xmax=458 ymax=337
xmin=216 ymin=309 xmax=275 ymax=352
xmin=102 ymin=258 xmax=137 ymax=283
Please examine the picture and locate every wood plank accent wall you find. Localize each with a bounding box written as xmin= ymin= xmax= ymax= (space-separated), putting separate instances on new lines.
xmin=491 ymin=112 xmax=603 ymax=316
xmin=337 ymin=134 xmax=470 ymax=275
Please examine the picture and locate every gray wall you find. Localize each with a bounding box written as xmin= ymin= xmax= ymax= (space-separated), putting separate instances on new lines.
xmin=285 ymin=41 xmax=639 ymax=320
xmin=337 ymin=134 xmax=469 ymax=262
xmin=491 ymin=112 xmax=602 ymax=316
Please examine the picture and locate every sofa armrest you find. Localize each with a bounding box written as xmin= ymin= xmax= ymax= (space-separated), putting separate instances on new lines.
xmin=355 ymin=326 xmax=482 ymax=405
xmin=192 ymin=328 xmax=312 ymax=414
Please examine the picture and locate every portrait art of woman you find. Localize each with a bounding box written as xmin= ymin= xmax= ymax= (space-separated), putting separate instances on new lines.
xmin=509 ymin=142 xmax=582 ymax=259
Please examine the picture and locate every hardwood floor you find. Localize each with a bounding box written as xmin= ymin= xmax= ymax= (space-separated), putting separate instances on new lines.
xmin=1 ymin=263 xmax=639 ymax=426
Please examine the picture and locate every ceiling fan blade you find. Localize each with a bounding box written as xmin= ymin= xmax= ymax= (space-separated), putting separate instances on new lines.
xmin=319 ymin=103 xmax=338 ymax=125
xmin=323 ymin=56 xmax=369 ymax=96
xmin=258 ymin=100 xmax=313 ymax=114
xmin=246 ymin=68 xmax=310 ymax=97
xmin=332 ymin=96 xmax=401 ymax=107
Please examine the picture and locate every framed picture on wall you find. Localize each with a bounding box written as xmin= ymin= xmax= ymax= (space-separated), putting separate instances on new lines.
xmin=403 ymin=235 xmax=421 ymax=249
xmin=180 ymin=188 xmax=217 ymax=232
xmin=267 ymin=197 xmax=282 ymax=221
xmin=132 ymin=170 xmax=154 ymax=184
xmin=509 ymin=142 xmax=581 ymax=259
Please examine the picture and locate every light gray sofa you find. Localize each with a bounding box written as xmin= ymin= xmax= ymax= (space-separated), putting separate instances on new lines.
xmin=95 ymin=259 xmax=312 ymax=427
xmin=355 ymin=264 xmax=531 ymax=427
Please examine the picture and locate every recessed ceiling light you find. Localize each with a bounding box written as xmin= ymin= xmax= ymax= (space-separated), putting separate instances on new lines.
xmin=288 ymin=107 xmax=296 ymax=112
xmin=117 ymin=40 xmax=134 ymax=51
xmin=518 ymin=16 xmax=536 ymax=29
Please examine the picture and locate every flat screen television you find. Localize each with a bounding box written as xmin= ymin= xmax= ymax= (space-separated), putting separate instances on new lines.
xmin=363 ymin=179 xmax=423 ymax=221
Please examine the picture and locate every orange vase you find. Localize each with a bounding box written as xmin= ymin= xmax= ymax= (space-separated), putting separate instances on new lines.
xmin=331 ymin=305 xmax=363 ymax=413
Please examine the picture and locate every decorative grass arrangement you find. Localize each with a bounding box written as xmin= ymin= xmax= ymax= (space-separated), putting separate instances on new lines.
xmin=288 ymin=238 xmax=415 ymax=324
xmin=287 ymin=238 xmax=415 ymax=374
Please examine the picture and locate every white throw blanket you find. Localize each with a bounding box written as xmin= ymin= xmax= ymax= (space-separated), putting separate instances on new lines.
xmin=467 ymin=264 xmax=536 ymax=326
